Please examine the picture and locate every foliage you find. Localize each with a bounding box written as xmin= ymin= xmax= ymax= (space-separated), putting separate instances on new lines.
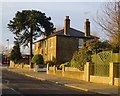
xmin=59 ymin=62 xmax=71 ymax=69
xmin=70 ymin=47 xmax=91 ymax=71
xmin=70 ymin=37 xmax=112 ymax=71
xmin=8 ymin=10 xmax=55 ymax=59
xmin=100 ymin=40 xmax=112 ymax=51
xmin=64 ymin=62 xmax=71 ymax=67
xmin=45 ymin=61 xmax=55 ymax=66
xmin=31 ymin=54 xmax=44 ymax=65
xmin=85 ymin=37 xmax=102 ymax=54
xmin=9 ymin=41 xmax=22 ymax=64
xmin=85 ymin=37 xmax=112 ymax=54
xmin=111 ymin=42 xmax=120 ymax=53
xmin=45 ymin=57 xmax=57 ymax=66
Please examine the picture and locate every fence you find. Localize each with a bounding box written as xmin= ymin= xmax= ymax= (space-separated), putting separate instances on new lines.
xmin=91 ymin=51 xmax=120 ymax=77
xmin=90 ymin=64 xmax=109 ymax=77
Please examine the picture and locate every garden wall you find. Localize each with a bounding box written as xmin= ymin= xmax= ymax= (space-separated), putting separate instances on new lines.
xmin=9 ymin=61 xmax=30 ymax=70
xmin=47 ymin=66 xmax=84 ymax=80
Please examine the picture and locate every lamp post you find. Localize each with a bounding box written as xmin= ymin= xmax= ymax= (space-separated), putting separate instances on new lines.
xmin=6 ymin=39 xmax=9 ymax=53
xmin=6 ymin=39 xmax=9 ymax=50
xmin=6 ymin=39 xmax=9 ymax=67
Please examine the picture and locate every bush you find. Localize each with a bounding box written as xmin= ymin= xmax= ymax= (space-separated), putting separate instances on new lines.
xmin=45 ymin=60 xmax=55 ymax=66
xmin=31 ymin=54 xmax=44 ymax=65
xmin=112 ymin=45 xmax=120 ymax=53
xmin=70 ymin=47 xmax=91 ymax=71
xmin=45 ymin=57 xmax=57 ymax=66
xmin=59 ymin=62 xmax=71 ymax=69
xmin=9 ymin=41 xmax=22 ymax=64
xmin=64 ymin=62 xmax=71 ymax=67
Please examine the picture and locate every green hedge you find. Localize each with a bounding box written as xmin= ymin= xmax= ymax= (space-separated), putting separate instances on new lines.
xmin=31 ymin=54 xmax=44 ymax=65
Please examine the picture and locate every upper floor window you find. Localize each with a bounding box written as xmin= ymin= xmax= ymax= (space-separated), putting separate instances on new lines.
xmin=50 ymin=39 xmax=53 ymax=48
xmin=78 ymin=39 xmax=83 ymax=48
xmin=38 ymin=42 xmax=42 ymax=49
xmin=34 ymin=44 xmax=36 ymax=50
xmin=35 ymin=43 xmax=39 ymax=50
xmin=41 ymin=48 xmax=43 ymax=55
xmin=45 ymin=40 xmax=48 ymax=49
xmin=50 ymin=52 xmax=53 ymax=61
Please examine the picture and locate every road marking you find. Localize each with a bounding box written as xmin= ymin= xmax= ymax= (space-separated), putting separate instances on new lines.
xmin=3 ymin=84 xmax=23 ymax=95
xmin=64 ymin=84 xmax=89 ymax=92
xmin=9 ymin=87 xmax=23 ymax=95
xmin=89 ymin=90 xmax=112 ymax=94
xmin=19 ymin=88 xmax=43 ymax=90
xmin=20 ymin=73 xmax=46 ymax=81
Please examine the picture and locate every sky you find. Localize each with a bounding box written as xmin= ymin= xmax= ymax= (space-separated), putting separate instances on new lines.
xmin=0 ymin=1 xmax=110 ymax=54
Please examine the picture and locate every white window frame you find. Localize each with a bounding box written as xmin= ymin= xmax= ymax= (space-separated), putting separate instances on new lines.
xmin=45 ymin=40 xmax=48 ymax=49
xmin=78 ymin=39 xmax=83 ymax=48
xmin=38 ymin=42 xmax=41 ymax=49
xmin=50 ymin=39 xmax=53 ymax=48
xmin=50 ymin=53 xmax=53 ymax=61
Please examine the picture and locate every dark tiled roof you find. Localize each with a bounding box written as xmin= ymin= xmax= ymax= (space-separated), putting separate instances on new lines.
xmin=51 ymin=28 xmax=84 ymax=37
xmin=34 ymin=28 xmax=93 ymax=43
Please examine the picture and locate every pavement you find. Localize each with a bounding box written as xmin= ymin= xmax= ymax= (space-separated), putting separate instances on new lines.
xmin=5 ymin=67 xmax=120 ymax=95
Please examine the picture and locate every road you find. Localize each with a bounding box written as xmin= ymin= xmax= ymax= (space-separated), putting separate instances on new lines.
xmin=2 ymin=68 xmax=97 ymax=96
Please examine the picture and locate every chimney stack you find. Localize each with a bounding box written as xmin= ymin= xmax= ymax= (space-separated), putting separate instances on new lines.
xmin=64 ymin=16 xmax=70 ymax=35
xmin=84 ymin=19 xmax=90 ymax=37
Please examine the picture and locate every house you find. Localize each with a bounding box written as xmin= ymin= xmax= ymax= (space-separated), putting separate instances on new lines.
xmin=2 ymin=54 xmax=10 ymax=65
xmin=34 ymin=16 xmax=93 ymax=65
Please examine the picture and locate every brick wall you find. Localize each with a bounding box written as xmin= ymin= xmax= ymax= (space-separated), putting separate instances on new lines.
xmin=34 ymin=36 xmax=79 ymax=64
xmin=56 ymin=36 xmax=78 ymax=64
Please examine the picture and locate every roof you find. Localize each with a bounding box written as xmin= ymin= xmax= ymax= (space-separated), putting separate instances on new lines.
xmin=34 ymin=28 xmax=93 ymax=43
xmin=51 ymin=28 xmax=84 ymax=37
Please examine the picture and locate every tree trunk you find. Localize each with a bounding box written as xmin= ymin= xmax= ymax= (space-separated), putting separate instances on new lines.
xmin=30 ymin=28 xmax=33 ymax=66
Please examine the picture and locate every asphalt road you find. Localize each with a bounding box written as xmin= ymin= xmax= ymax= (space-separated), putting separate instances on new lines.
xmin=2 ymin=69 xmax=98 ymax=96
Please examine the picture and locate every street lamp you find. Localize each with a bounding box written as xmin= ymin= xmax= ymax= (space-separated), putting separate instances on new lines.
xmin=6 ymin=39 xmax=9 ymax=51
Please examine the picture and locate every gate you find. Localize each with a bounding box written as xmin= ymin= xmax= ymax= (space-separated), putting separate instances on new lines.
xmin=91 ymin=51 xmax=112 ymax=77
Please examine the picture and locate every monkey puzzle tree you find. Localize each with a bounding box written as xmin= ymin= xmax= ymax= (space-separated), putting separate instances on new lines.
xmin=8 ymin=10 xmax=55 ymax=63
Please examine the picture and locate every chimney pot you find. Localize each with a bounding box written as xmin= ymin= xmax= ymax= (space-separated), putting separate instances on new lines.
xmin=86 ymin=19 xmax=89 ymax=22
xmin=65 ymin=16 xmax=69 ymax=19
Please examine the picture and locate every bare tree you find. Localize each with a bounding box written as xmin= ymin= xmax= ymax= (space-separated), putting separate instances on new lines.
xmin=95 ymin=1 xmax=120 ymax=49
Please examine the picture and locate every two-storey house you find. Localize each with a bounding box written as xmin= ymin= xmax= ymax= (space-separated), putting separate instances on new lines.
xmin=34 ymin=16 xmax=93 ymax=64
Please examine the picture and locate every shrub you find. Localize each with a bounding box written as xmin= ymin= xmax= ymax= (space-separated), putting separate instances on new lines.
xmin=64 ymin=62 xmax=71 ymax=67
xmin=70 ymin=47 xmax=91 ymax=71
xmin=59 ymin=62 xmax=71 ymax=69
xmin=9 ymin=41 xmax=22 ymax=64
xmin=45 ymin=60 xmax=55 ymax=66
xmin=45 ymin=57 xmax=57 ymax=66
xmin=31 ymin=54 xmax=44 ymax=65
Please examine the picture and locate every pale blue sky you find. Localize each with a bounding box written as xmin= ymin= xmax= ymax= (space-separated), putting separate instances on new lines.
xmin=0 ymin=1 xmax=108 ymax=53
xmin=0 ymin=0 xmax=112 ymax=2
